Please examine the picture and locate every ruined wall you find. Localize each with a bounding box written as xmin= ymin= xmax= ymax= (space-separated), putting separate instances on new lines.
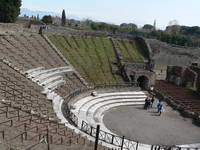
xmin=183 ymin=68 xmax=198 ymax=87
xmin=0 ymin=23 xmax=23 ymax=34
xmin=112 ymin=37 xmax=156 ymax=89
xmin=0 ymin=23 xmax=40 ymax=35
xmin=135 ymin=37 xmax=152 ymax=60
xmin=190 ymin=66 xmax=200 ymax=92
xmin=44 ymin=25 xmax=108 ymax=37
xmin=148 ymin=39 xmax=200 ymax=70
xmin=167 ymin=65 xmax=199 ymax=88
xmin=197 ymin=77 xmax=200 ymax=92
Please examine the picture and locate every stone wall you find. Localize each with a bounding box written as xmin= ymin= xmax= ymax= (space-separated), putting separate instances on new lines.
xmin=0 ymin=23 xmax=23 ymax=34
xmin=198 ymin=77 xmax=200 ymax=92
xmin=184 ymin=68 xmax=198 ymax=87
xmin=135 ymin=37 xmax=152 ymax=60
xmin=43 ymin=25 xmax=108 ymax=37
xmin=44 ymin=25 xmax=140 ymax=40
xmin=167 ymin=65 xmax=200 ymax=89
xmin=0 ymin=23 xmax=40 ymax=35
xmin=111 ymin=37 xmax=156 ymax=89
xmin=190 ymin=66 xmax=200 ymax=92
xmin=123 ymin=64 xmax=156 ymax=87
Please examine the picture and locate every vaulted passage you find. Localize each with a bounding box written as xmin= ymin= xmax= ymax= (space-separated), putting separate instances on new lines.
xmin=137 ymin=76 xmax=149 ymax=89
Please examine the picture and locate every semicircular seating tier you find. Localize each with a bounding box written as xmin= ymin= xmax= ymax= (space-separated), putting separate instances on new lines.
xmin=71 ymin=91 xmax=148 ymax=133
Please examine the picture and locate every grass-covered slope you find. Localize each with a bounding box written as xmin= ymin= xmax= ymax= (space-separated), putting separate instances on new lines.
xmin=48 ymin=35 xmax=124 ymax=84
xmin=116 ymin=40 xmax=146 ymax=62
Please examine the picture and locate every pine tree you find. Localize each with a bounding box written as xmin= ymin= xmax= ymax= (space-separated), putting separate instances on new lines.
xmin=61 ymin=9 xmax=66 ymax=26
xmin=0 ymin=0 xmax=21 ymax=23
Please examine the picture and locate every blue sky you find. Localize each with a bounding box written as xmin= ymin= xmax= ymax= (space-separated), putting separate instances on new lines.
xmin=22 ymin=0 xmax=200 ymax=29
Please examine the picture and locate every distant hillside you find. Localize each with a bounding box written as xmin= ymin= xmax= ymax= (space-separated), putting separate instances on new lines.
xmin=20 ymin=8 xmax=80 ymax=20
xmin=20 ymin=8 xmax=60 ymax=18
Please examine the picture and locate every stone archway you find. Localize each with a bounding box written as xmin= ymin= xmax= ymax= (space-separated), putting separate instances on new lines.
xmin=130 ymin=75 xmax=135 ymax=82
xmin=137 ymin=76 xmax=149 ymax=89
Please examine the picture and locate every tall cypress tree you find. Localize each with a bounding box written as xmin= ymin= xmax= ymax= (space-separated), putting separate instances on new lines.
xmin=0 ymin=0 xmax=21 ymax=23
xmin=61 ymin=9 xmax=66 ymax=26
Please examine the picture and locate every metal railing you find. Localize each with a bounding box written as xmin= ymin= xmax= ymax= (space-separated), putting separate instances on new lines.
xmin=81 ymin=120 xmax=126 ymax=148
xmin=62 ymin=83 xmax=197 ymax=150
xmin=69 ymin=112 xmax=197 ymax=150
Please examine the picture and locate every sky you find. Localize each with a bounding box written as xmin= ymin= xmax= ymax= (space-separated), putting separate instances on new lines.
xmin=22 ymin=0 xmax=200 ymax=29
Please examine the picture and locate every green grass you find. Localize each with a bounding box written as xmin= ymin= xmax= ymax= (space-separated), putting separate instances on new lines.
xmin=48 ymin=35 xmax=148 ymax=84
xmin=48 ymin=35 xmax=124 ymax=84
xmin=116 ymin=40 xmax=146 ymax=62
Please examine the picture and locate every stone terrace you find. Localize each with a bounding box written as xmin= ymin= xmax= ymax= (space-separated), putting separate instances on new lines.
xmin=0 ymin=33 xmax=109 ymax=150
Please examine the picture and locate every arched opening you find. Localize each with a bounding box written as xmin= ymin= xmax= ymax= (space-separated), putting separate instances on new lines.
xmin=130 ymin=75 xmax=135 ymax=82
xmin=137 ymin=76 xmax=149 ymax=89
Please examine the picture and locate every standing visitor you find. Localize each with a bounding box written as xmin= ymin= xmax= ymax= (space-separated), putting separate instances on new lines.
xmin=156 ymin=100 xmax=161 ymax=112
xmin=144 ymin=97 xmax=149 ymax=109
xmin=150 ymin=96 xmax=155 ymax=108
xmin=147 ymin=98 xmax=151 ymax=110
xmin=150 ymin=85 xmax=154 ymax=95
xmin=158 ymin=104 xmax=165 ymax=116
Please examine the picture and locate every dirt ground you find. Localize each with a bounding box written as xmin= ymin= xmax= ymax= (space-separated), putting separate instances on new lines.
xmin=103 ymin=102 xmax=200 ymax=146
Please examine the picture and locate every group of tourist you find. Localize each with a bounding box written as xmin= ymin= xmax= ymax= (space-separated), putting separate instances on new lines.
xmin=144 ymin=97 xmax=154 ymax=110
xmin=144 ymin=97 xmax=165 ymax=116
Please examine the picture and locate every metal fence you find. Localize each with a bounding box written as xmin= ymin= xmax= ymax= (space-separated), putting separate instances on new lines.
xmin=81 ymin=121 xmax=122 ymax=146
xmin=63 ymin=83 xmax=199 ymax=150
xmin=69 ymin=112 xmax=199 ymax=150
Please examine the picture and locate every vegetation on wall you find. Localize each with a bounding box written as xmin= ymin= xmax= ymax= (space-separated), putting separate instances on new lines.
xmin=116 ymin=40 xmax=146 ymax=62
xmin=49 ymin=35 xmax=125 ymax=84
xmin=48 ymin=35 xmax=148 ymax=84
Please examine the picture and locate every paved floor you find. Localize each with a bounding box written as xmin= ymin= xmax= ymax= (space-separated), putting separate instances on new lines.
xmin=103 ymin=102 xmax=200 ymax=145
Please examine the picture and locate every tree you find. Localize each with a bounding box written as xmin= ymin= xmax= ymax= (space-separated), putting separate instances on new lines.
xmin=168 ymin=20 xmax=179 ymax=26
xmin=120 ymin=23 xmax=137 ymax=33
xmin=166 ymin=25 xmax=181 ymax=34
xmin=143 ymin=24 xmax=154 ymax=30
xmin=109 ymin=24 xmax=119 ymax=34
xmin=0 ymin=0 xmax=21 ymax=23
xmin=61 ymin=9 xmax=66 ymax=26
xmin=41 ymin=15 xmax=53 ymax=24
xmin=120 ymin=23 xmax=137 ymax=30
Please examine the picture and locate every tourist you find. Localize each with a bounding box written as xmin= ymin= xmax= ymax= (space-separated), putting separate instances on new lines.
xmin=150 ymin=85 xmax=154 ymax=95
xmin=146 ymin=98 xmax=151 ymax=110
xmin=150 ymin=85 xmax=154 ymax=92
xmin=150 ymin=97 xmax=155 ymax=108
xmin=144 ymin=97 xmax=149 ymax=109
xmin=156 ymin=100 xmax=161 ymax=112
xmin=158 ymin=104 xmax=165 ymax=116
